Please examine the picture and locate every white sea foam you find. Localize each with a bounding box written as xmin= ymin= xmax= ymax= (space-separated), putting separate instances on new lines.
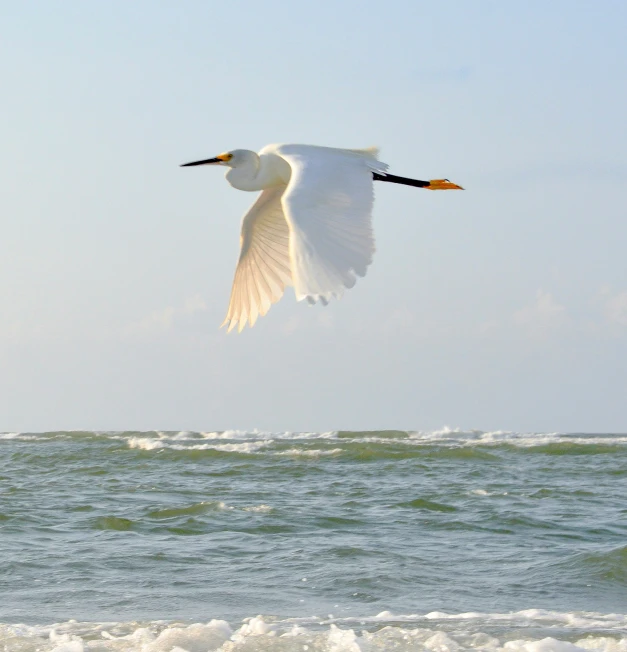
xmin=193 ymin=441 xmax=273 ymax=453
xmin=194 ymin=430 xmax=335 ymax=441
xmin=190 ymin=428 xmax=627 ymax=449
xmin=127 ymin=437 xmax=165 ymax=450
xmin=470 ymin=489 xmax=511 ymax=497
xmin=121 ymin=430 xmax=627 ymax=456
xmin=276 ymin=447 xmax=344 ymax=458
xmin=5 ymin=428 xmax=627 ymax=450
xmin=0 ymin=432 xmax=21 ymax=439
xmin=242 ymin=504 xmax=273 ymax=513
xmin=2 ymin=611 xmax=626 ymax=652
xmin=406 ymin=429 xmax=627 ymax=448
xmin=302 ymin=609 xmax=627 ymax=631
xmin=0 ymin=431 xmax=40 ymax=440
xmin=126 ymin=437 xmax=272 ymax=454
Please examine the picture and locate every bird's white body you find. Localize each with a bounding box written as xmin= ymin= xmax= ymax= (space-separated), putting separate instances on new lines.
xmin=209 ymin=144 xmax=388 ymax=332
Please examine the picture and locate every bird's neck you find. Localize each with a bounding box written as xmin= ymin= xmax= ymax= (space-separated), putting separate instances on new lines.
xmin=225 ymin=153 xmax=290 ymax=192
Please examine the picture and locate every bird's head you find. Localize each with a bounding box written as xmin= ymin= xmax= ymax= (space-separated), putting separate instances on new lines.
xmin=180 ymin=150 xmax=254 ymax=168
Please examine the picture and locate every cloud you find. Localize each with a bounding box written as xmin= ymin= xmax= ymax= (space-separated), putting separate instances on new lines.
xmin=478 ymin=288 xmax=627 ymax=341
xmin=0 ymin=317 xmax=25 ymax=341
xmin=123 ymin=294 xmax=208 ymax=337
xmin=182 ymin=294 xmax=208 ymax=315
xmin=601 ymin=288 xmax=627 ymax=327
xmin=477 ymin=290 xmax=569 ymax=340
xmin=512 ymin=290 xmax=568 ymax=338
xmin=123 ymin=306 xmax=176 ymax=336
xmin=281 ymin=314 xmax=302 ymax=336
xmin=316 ymin=311 xmax=334 ymax=330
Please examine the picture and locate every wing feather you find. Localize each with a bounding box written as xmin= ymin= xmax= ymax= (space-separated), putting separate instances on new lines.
xmin=275 ymin=144 xmax=387 ymax=303
xmin=222 ymin=186 xmax=292 ymax=332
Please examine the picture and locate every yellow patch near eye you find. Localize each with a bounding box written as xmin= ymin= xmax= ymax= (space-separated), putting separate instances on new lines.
xmin=216 ymin=153 xmax=232 ymax=161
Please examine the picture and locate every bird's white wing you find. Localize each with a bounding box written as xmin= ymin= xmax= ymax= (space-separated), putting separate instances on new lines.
xmin=222 ymin=186 xmax=292 ymax=332
xmin=275 ymin=144 xmax=387 ymax=303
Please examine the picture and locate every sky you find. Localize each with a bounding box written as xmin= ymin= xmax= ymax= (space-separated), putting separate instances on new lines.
xmin=1 ymin=1 xmax=626 ymax=433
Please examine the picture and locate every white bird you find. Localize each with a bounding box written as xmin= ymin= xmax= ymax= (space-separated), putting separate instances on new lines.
xmin=181 ymin=144 xmax=462 ymax=332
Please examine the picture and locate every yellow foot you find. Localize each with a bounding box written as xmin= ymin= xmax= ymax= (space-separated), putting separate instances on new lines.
xmin=427 ymin=179 xmax=464 ymax=190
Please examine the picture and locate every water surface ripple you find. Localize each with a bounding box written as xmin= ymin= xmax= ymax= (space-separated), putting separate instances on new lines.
xmin=1 ymin=429 xmax=626 ymax=650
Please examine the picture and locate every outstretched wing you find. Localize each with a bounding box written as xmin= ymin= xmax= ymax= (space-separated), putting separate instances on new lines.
xmin=222 ymin=186 xmax=292 ymax=332
xmin=275 ymin=144 xmax=387 ymax=303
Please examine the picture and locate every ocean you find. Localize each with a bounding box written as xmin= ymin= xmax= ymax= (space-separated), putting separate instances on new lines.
xmin=1 ymin=429 xmax=626 ymax=651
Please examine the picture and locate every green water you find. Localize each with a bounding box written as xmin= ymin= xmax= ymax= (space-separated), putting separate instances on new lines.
xmin=1 ymin=429 xmax=626 ymax=650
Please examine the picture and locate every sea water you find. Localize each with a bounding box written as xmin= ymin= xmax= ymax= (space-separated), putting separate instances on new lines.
xmin=1 ymin=429 xmax=626 ymax=651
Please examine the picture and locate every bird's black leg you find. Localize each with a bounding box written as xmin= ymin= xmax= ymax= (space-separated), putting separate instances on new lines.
xmin=372 ymin=172 xmax=430 ymax=187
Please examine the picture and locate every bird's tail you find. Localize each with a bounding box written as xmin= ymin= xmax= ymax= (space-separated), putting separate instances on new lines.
xmin=343 ymin=147 xmax=389 ymax=175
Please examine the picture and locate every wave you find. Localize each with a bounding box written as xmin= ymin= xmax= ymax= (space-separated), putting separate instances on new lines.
xmin=2 ymin=610 xmax=626 ymax=651
xmin=554 ymin=545 xmax=627 ymax=585
xmin=126 ymin=436 xmax=273 ymax=454
xmin=3 ymin=428 xmax=627 ymax=447
xmin=3 ymin=430 xmax=627 ymax=468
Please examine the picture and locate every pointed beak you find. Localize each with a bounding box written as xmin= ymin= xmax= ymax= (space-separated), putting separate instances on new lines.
xmin=180 ymin=157 xmax=223 ymax=167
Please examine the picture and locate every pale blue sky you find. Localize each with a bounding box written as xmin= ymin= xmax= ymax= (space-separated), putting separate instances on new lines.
xmin=1 ymin=1 xmax=626 ymax=432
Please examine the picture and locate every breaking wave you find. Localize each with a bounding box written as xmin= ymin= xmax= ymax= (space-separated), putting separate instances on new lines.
xmin=2 ymin=610 xmax=627 ymax=651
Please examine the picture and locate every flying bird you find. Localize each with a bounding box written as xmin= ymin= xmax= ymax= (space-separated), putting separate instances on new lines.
xmin=181 ymin=144 xmax=462 ymax=332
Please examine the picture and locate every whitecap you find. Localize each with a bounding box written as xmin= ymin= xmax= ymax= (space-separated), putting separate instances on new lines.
xmin=3 ymin=613 xmax=627 ymax=652
xmin=0 ymin=432 xmax=21 ymax=439
xmin=276 ymin=448 xmax=343 ymax=458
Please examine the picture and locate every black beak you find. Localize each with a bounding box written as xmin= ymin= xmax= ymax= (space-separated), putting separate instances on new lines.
xmin=180 ymin=157 xmax=222 ymax=167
